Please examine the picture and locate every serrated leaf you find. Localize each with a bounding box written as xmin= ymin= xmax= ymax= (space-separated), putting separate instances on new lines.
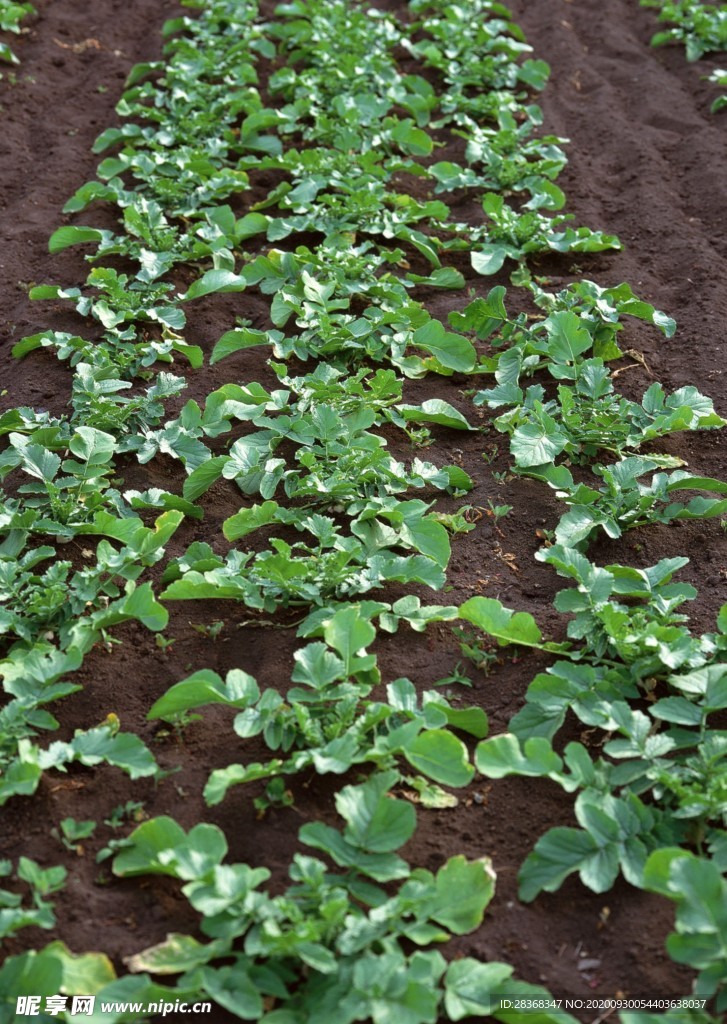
xmin=543 ymin=310 xmax=593 ymax=366
xmin=511 ymin=421 xmax=568 ymax=467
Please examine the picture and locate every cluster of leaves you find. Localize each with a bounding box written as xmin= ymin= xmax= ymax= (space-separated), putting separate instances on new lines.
xmin=148 ymin=604 xmax=484 ymax=806
xmin=467 ymin=283 xmax=725 ymax=562
xmin=0 ymin=857 xmax=65 ymax=941
xmin=0 ymin=0 xmax=34 ymax=67
xmin=454 ymin=218 xmax=727 ymax=1008
xmin=460 ymin=551 xmax=727 ymax=1004
xmin=642 ymin=0 xmax=727 ymax=111
xmin=0 ymin=775 xmax=580 ymax=1024
xmin=642 ymin=0 xmax=727 ymax=61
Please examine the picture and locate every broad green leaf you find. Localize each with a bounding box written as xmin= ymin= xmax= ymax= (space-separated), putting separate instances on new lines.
xmin=183 ymin=456 xmax=228 ymax=501
xmin=390 ymin=120 xmax=434 ymax=156
xmin=119 ymin=583 xmax=168 ymax=632
xmin=235 ymin=212 xmax=269 ymax=240
xmin=69 ymin=726 xmax=158 ymax=780
xmin=518 ymin=827 xmax=599 ymax=902
xmin=407 ymin=267 xmax=465 ymax=289
xmin=404 ymin=730 xmax=474 ymax=787
xmin=411 ymin=320 xmax=476 ymax=372
xmin=147 ymin=669 xmax=258 ymax=721
xmin=397 ymin=400 xmax=472 ymax=431
xmin=200 ymin=962 xmax=264 ymax=1019
xmin=182 ymin=269 xmax=246 ymax=301
xmin=223 ymin=501 xmax=280 ymax=541
xmin=448 ymin=287 xmax=508 ymax=340
xmin=511 ymin=421 xmax=568 ymax=467
xmin=50 ymin=941 xmax=117 ymax=995
xmin=204 ymin=764 xmax=255 ymax=806
xmin=444 ymin=959 xmax=513 ymax=1020
xmin=13 ymin=440 xmax=61 ymax=481
xmin=336 ymin=772 xmax=416 ymax=853
xmin=401 ymin=518 xmax=451 ymax=569
xmin=438 ymin=706 xmax=488 ymax=739
xmin=650 ymin=696 xmax=703 ymax=726
xmin=459 ymin=598 xmax=544 ymax=648
xmin=300 ymin=822 xmax=410 ymax=881
xmin=543 ymin=310 xmax=592 ymax=366
xmin=291 ymin=643 xmax=345 ymax=691
xmin=210 ymin=328 xmax=270 ymax=365
xmin=48 ymin=226 xmax=105 ymax=253
xmin=113 ymin=817 xmax=187 ymax=877
xmin=471 ymin=246 xmax=511 ymax=276
xmin=323 ymin=606 xmax=376 ymax=677
xmin=429 ymin=856 xmax=496 ymax=933
xmin=475 ymin=735 xmax=563 ymax=779
xmin=69 ymin=426 xmax=116 ymax=465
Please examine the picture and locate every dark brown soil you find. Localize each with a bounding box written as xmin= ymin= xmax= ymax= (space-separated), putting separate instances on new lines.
xmin=1 ymin=0 xmax=726 ymax=1020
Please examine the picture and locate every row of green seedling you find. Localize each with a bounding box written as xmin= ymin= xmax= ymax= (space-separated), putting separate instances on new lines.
xmin=0 ymin=0 xmax=626 ymax=1020
xmin=641 ymin=0 xmax=727 ymax=111
xmin=1 ymin=0 xmax=724 ymax=1019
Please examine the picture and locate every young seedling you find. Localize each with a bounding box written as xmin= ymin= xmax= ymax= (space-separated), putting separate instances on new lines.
xmin=51 ymin=818 xmax=97 ymax=855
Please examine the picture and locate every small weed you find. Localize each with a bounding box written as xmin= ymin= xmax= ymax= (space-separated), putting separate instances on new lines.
xmin=486 ymin=499 xmax=513 ymax=523
xmin=481 ymin=445 xmax=499 ymax=465
xmin=254 ymin=778 xmax=294 ymax=817
xmin=190 ymin=619 xmax=225 ymax=640
xmin=452 ymin=627 xmax=498 ymax=675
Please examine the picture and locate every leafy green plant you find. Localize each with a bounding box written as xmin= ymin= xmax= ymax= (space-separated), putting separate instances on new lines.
xmin=0 ymin=0 xmax=34 ymax=66
xmin=459 ymin=561 xmax=727 ymax=901
xmin=96 ymin=781 xmax=577 ymax=1023
xmin=104 ymin=801 xmax=146 ymax=830
xmin=0 ymin=857 xmax=65 ymax=941
xmin=467 ymin=192 xmax=621 ymax=276
xmin=51 ymin=818 xmax=97 ymax=854
xmin=644 ymin=848 xmax=727 ymax=1009
xmin=2 ymin=0 xmax=723 ymax=1006
xmin=707 ymin=67 xmax=727 ymax=110
xmin=531 ymin=457 xmax=727 ymax=549
xmin=642 ymin=0 xmax=727 ymax=60
xmin=0 ymin=715 xmax=158 ymax=807
xmin=148 ymin=605 xmax=485 ymax=805
xmin=161 ymin=512 xmax=449 ymax=612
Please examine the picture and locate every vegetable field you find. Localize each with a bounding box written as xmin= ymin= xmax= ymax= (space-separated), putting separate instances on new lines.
xmin=1 ymin=0 xmax=726 ymax=1021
